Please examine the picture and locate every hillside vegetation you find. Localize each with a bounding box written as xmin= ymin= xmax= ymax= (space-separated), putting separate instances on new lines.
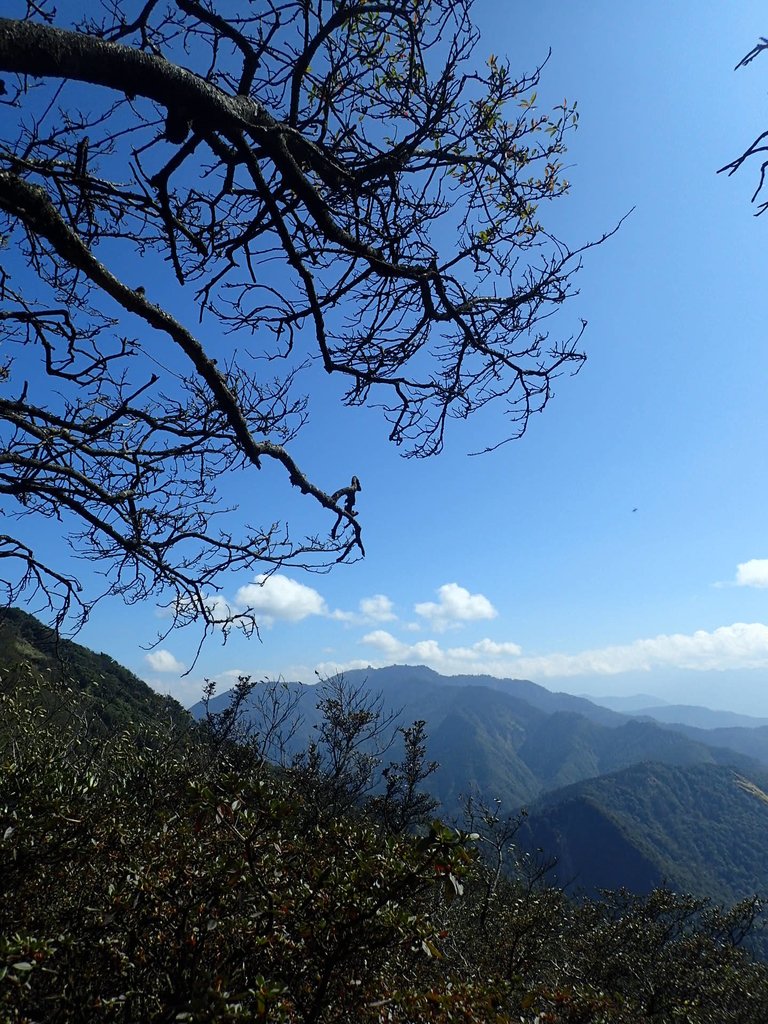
xmin=3 ymin=620 xmax=768 ymax=1022
xmin=522 ymin=762 xmax=768 ymax=905
xmin=0 ymin=607 xmax=188 ymax=733
xmin=198 ymin=664 xmax=768 ymax=918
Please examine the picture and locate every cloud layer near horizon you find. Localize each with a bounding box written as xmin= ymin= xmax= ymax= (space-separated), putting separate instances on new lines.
xmin=310 ymin=621 xmax=768 ymax=682
xmin=193 ymin=570 xmax=768 ymax=688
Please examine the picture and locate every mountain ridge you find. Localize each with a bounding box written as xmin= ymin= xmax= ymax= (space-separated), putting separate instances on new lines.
xmin=4 ymin=616 xmax=766 ymax=937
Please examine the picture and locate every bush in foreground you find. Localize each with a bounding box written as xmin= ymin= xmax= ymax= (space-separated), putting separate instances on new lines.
xmin=2 ymin=669 xmax=768 ymax=1023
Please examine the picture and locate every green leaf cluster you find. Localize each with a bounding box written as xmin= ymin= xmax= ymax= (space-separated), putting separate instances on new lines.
xmin=0 ymin=672 xmax=477 ymax=1022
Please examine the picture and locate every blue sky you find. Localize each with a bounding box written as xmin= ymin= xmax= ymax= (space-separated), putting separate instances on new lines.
xmin=10 ymin=2 xmax=768 ymax=714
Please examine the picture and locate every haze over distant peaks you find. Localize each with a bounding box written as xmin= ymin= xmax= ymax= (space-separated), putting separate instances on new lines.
xmin=583 ymin=693 xmax=672 ymax=712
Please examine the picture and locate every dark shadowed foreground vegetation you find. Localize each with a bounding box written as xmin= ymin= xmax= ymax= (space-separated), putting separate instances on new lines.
xmin=3 ymin=638 xmax=768 ymax=1023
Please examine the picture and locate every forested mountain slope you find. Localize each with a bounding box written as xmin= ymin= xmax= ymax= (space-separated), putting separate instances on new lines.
xmin=197 ymin=665 xmax=760 ymax=813
xmin=4 ymin=612 xmax=767 ymax=963
xmin=520 ymin=761 xmax=768 ymax=909
xmin=0 ymin=606 xmax=188 ymax=732
xmin=6 ymin=640 xmax=768 ymax=1022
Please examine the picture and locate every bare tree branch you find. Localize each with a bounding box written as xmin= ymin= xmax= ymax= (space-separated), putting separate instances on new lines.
xmin=0 ymin=1 xmax=603 ymax=638
xmin=719 ymin=37 xmax=768 ymax=213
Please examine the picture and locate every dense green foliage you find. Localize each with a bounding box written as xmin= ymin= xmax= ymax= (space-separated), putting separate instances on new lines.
xmin=0 ymin=607 xmax=188 ymax=733
xmin=1 ymin=672 xmax=477 ymax=1022
xmin=521 ymin=761 xmax=768 ymax=913
xmin=4 ymin=645 xmax=768 ymax=1022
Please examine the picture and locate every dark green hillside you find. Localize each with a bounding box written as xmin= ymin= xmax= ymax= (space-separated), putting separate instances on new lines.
xmin=517 ymin=712 xmax=602 ymax=789
xmin=0 ymin=607 xmax=188 ymax=731
xmin=521 ymin=761 xmax=768 ymax=909
xmin=427 ymin=699 xmax=758 ymax=811
xmin=419 ymin=691 xmax=752 ymax=809
xmin=198 ymin=667 xmax=762 ymax=830
xmin=522 ymin=796 xmax=665 ymax=894
xmin=425 ymin=690 xmax=541 ymax=808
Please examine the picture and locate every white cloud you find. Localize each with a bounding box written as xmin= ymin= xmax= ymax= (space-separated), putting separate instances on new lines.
xmin=414 ymin=583 xmax=497 ymax=631
xmin=514 ymin=622 xmax=768 ymax=677
xmin=314 ymin=658 xmax=376 ymax=679
xmin=360 ymin=594 xmax=397 ymax=622
xmin=735 ymin=559 xmax=768 ymax=588
xmin=329 ymin=593 xmax=398 ymax=625
xmin=329 ymin=608 xmax=357 ymax=623
xmin=235 ymin=574 xmax=327 ymax=625
xmin=199 ymin=594 xmax=239 ymax=623
xmin=359 ymin=630 xmax=519 ymax=675
xmin=462 ymin=638 xmax=523 ymax=657
xmin=356 ymin=622 xmax=768 ymax=681
xmin=362 ymin=629 xmax=443 ymax=662
xmin=161 ymin=592 xmax=236 ymax=622
xmin=190 ymin=579 xmax=397 ymax=631
xmin=145 ymin=649 xmax=186 ymax=673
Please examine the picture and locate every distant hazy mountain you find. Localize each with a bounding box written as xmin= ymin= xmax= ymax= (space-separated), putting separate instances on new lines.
xmin=654 ymin=721 xmax=768 ymax=768
xmin=583 ymin=693 xmax=671 ymax=713
xmin=194 ymin=664 xmax=758 ymax=812
xmin=632 ymin=704 xmax=768 ymax=730
xmin=567 ymin=668 xmax=768 ymax=719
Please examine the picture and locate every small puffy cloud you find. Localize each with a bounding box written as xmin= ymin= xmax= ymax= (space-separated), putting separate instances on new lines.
xmin=362 ymin=629 xmax=410 ymax=657
xmin=145 ymin=649 xmax=186 ymax=674
xmin=330 ymin=593 xmax=398 ymax=625
xmin=735 ymin=559 xmax=768 ymax=588
xmin=360 ymin=594 xmax=397 ymax=622
xmin=329 ymin=608 xmax=357 ymax=623
xmin=414 ymin=583 xmax=498 ymax=631
xmin=460 ymin=638 xmax=523 ymax=657
xmin=235 ymin=574 xmax=327 ymax=625
xmin=362 ymin=629 xmax=444 ymax=662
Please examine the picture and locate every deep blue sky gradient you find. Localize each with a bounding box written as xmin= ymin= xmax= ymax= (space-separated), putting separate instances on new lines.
xmin=8 ymin=2 xmax=768 ymax=713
